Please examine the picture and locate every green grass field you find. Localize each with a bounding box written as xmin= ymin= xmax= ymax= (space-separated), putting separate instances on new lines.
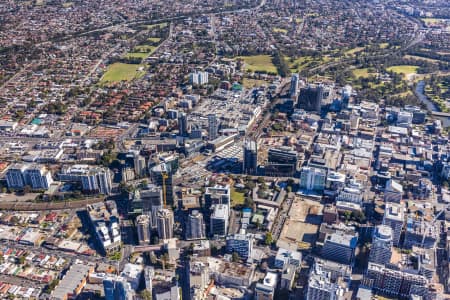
xmin=273 ymin=28 xmax=288 ymax=34
xmin=146 ymin=22 xmax=168 ymax=30
xmin=134 ymin=45 xmax=156 ymax=53
xmin=352 ymin=68 xmax=374 ymax=78
xmin=345 ymin=47 xmax=365 ymax=55
xmin=421 ymin=18 xmax=445 ymax=25
xmin=242 ymin=78 xmax=269 ymax=88
xmin=286 ymin=56 xmax=319 ymax=72
xmin=404 ymin=55 xmax=439 ymax=63
xmin=387 ymin=65 xmax=419 ymax=79
xmin=231 ymin=188 xmax=245 ymax=206
xmin=100 ymin=63 xmax=146 ymax=83
xmin=147 ymin=37 xmax=161 ymax=43
xmin=237 ymin=55 xmax=278 ymax=74
xmin=124 ymin=52 xmax=149 ymax=59
xmin=123 ymin=45 xmax=157 ymax=60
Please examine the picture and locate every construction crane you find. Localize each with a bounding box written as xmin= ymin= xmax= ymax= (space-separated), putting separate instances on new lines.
xmin=160 ymin=162 xmax=169 ymax=208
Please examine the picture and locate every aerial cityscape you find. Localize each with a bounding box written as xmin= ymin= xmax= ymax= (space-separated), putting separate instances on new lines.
xmin=0 ymin=0 xmax=449 ymax=299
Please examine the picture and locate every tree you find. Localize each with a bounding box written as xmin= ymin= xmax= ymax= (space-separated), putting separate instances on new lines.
xmin=255 ymin=218 xmax=262 ymax=230
xmin=244 ymin=197 xmax=254 ymax=208
xmin=188 ymin=243 xmax=195 ymax=255
xmin=44 ymin=279 xmax=60 ymax=293
xmin=161 ymin=253 xmax=169 ymax=270
xmin=211 ymin=245 xmax=219 ymax=256
xmin=351 ymin=211 xmax=366 ymax=223
xmin=150 ymin=252 xmax=157 ymax=265
xmin=245 ymin=180 xmax=256 ymax=190
xmin=260 ymin=261 xmax=268 ymax=271
xmin=265 ymin=232 xmax=273 ymax=246
xmin=139 ymin=290 xmax=152 ymax=300
xmin=272 ymin=50 xmax=290 ymax=77
xmin=23 ymin=185 xmax=31 ymax=194
xmin=232 ymin=252 xmax=240 ymax=262
xmin=344 ymin=211 xmax=352 ymax=223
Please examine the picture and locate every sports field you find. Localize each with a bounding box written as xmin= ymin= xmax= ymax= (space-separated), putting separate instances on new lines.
xmin=100 ymin=63 xmax=145 ymax=83
xmin=387 ymin=65 xmax=419 ymax=79
xmin=237 ymin=55 xmax=278 ymax=74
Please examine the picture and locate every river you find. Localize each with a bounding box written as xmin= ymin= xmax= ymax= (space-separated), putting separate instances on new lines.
xmin=415 ymin=80 xmax=450 ymax=127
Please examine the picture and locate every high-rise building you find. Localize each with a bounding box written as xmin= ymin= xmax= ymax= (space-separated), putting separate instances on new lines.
xmin=300 ymin=166 xmax=327 ymax=191
xmin=268 ymin=147 xmax=298 ymax=166
xmin=274 ymin=248 xmax=302 ymax=269
xmin=265 ymin=147 xmax=298 ymax=177
xmin=307 ymin=274 xmax=338 ymax=300
xmin=158 ymin=154 xmax=179 ymax=174
xmin=133 ymin=155 xmax=147 ymax=178
xmin=383 ymin=203 xmax=404 ymax=247
xmin=208 ymin=114 xmax=219 ymax=141
xmin=254 ymin=272 xmax=278 ymax=300
xmin=296 ymin=84 xmax=324 ymax=112
xmin=366 ymin=262 xmax=428 ymax=298
xmin=210 ymin=204 xmax=229 ymax=237
xmin=384 ymin=179 xmax=403 ymax=203
xmin=104 ymin=277 xmax=135 ymax=300
xmin=23 ymin=165 xmax=54 ymax=190
xmin=204 ymin=185 xmax=230 ymax=209
xmin=306 ymin=258 xmax=351 ymax=300
xmin=121 ymin=167 xmax=135 ymax=182
xmin=87 ymin=202 xmax=121 ymax=255
xmin=5 ymin=163 xmax=27 ymax=189
xmin=243 ymin=140 xmax=258 ymax=175
xmin=81 ymin=167 xmax=113 ymax=195
xmin=341 ymin=85 xmax=352 ymax=107
xmin=156 ymin=209 xmax=174 ymax=240
xmin=189 ymin=260 xmax=210 ymax=300
xmin=369 ymin=225 xmax=393 ymax=265
xmin=6 ymin=163 xmax=53 ymax=190
xmin=226 ymin=233 xmax=254 ymax=260
xmin=150 ymin=163 xmax=174 ymax=206
xmin=289 ymin=74 xmax=299 ymax=98
xmin=136 ymin=214 xmax=151 ymax=245
xmin=131 ymin=185 xmax=163 ymax=228
xmin=404 ymin=215 xmax=439 ymax=249
xmin=178 ymin=112 xmax=190 ymax=137
xmin=321 ymin=231 xmax=358 ymax=265
xmin=190 ymin=71 xmax=209 ymax=85
xmin=187 ymin=210 xmax=205 ymax=240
